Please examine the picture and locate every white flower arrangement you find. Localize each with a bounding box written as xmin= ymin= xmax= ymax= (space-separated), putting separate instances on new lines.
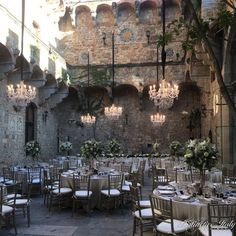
xmin=169 ymin=140 xmax=184 ymax=156
xmin=152 ymin=141 xmax=160 ymax=155
xmin=107 ymin=139 xmax=121 ymax=157
xmin=25 ymin=140 xmax=40 ymax=159
xmin=60 ymin=141 xmax=72 ymax=153
xmin=184 ymin=138 xmax=218 ymax=171
xmin=80 ymin=139 xmax=102 ymax=160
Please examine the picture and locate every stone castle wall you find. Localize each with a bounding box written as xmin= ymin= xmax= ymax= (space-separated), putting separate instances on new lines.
xmin=0 ymin=0 xmax=217 ymax=166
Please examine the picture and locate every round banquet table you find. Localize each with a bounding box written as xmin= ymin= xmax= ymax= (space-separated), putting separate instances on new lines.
xmin=153 ymin=188 xmax=209 ymax=220
xmin=61 ymin=172 xmax=119 ymax=209
xmin=175 ymin=169 xmax=222 ymax=183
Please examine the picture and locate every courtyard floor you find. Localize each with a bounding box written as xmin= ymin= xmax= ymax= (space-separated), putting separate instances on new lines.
xmin=1 ymin=174 xmax=153 ymax=236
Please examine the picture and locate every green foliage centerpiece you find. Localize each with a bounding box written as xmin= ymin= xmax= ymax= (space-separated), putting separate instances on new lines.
xmin=152 ymin=141 xmax=160 ymax=157
xmin=59 ymin=141 xmax=72 ymax=156
xmin=184 ymin=138 xmax=219 ymax=192
xmin=80 ymin=139 xmax=102 ymax=168
xmin=106 ymin=139 xmax=121 ymax=157
xmin=169 ymin=141 xmax=184 ymax=156
xmin=25 ymin=140 xmax=41 ymax=162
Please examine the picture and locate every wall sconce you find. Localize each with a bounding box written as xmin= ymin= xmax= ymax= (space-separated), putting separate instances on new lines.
xmin=146 ymin=30 xmax=150 ymax=45
xmin=42 ymin=111 xmax=48 ymax=123
xmin=201 ymin=104 xmax=213 ymax=117
xmin=102 ymin=32 xmax=106 ymax=46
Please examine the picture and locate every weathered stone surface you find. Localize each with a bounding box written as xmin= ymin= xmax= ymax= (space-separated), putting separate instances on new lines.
xmin=0 ymin=0 xmax=234 ymax=168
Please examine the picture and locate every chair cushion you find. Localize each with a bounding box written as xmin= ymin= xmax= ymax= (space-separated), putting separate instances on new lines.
xmin=15 ymin=199 xmax=28 ymax=205
xmin=122 ymin=185 xmax=130 ymax=191
xmin=199 ymin=225 xmax=232 ymax=236
xmin=0 ymin=176 xmax=4 ymax=182
xmin=6 ymin=193 xmax=22 ymax=200
xmin=75 ymin=190 xmax=92 ymax=198
xmin=124 ymin=180 xmax=141 ymax=187
xmin=156 ymin=219 xmax=190 ymax=234
xmin=32 ymin=178 xmax=41 ymax=184
xmin=1 ymin=205 xmax=13 ymax=216
xmin=8 ymin=199 xmax=28 ymax=205
xmin=134 ymin=208 xmax=153 ymax=219
xmin=53 ymin=187 xmax=72 ymax=194
xmin=139 ymin=200 xmax=151 ymax=208
xmin=4 ymin=180 xmax=14 ymax=185
xmin=44 ymin=185 xmax=57 ymax=190
xmin=101 ymin=189 xmax=120 ymax=196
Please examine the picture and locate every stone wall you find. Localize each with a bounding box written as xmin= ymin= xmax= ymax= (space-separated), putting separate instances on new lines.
xmin=0 ymin=73 xmax=59 ymax=166
xmin=0 ymin=75 xmax=26 ymax=166
xmin=55 ymin=63 xmax=213 ymax=155
xmin=0 ymin=0 xmax=220 ymax=167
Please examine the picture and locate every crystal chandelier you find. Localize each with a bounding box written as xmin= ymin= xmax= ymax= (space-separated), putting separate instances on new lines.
xmin=81 ymin=113 xmax=96 ymax=124
xmin=104 ymin=104 xmax=123 ymax=120
xmin=104 ymin=32 xmax=123 ymax=120
xmin=148 ymin=0 xmax=179 ymax=110
xmin=150 ymin=113 xmax=166 ymax=126
xmin=81 ymin=51 xmax=96 ymax=125
xmin=149 ymin=80 xmax=179 ymax=110
xmin=7 ymin=81 xmax=36 ymax=107
xmin=7 ymin=0 xmax=36 ymax=107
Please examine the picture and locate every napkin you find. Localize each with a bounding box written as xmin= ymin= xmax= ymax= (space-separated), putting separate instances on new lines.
xmin=173 ymin=195 xmax=193 ymax=202
xmin=157 ymin=185 xmax=174 ymax=191
xmin=158 ymin=190 xmax=175 ymax=195
xmin=228 ymin=197 xmax=236 ymax=202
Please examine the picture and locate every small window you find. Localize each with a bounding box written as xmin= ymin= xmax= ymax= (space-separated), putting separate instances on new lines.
xmin=25 ymin=103 xmax=37 ymax=143
xmin=30 ymin=45 xmax=40 ymax=65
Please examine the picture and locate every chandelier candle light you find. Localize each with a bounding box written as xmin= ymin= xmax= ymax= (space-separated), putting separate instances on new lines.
xmin=81 ymin=51 xmax=96 ymax=125
xmin=7 ymin=0 xmax=36 ymax=107
xmin=104 ymin=32 xmax=123 ymax=120
xmin=149 ymin=80 xmax=179 ymax=109
xmin=8 ymin=81 xmax=36 ymax=107
xmin=150 ymin=113 xmax=166 ymax=126
xmin=104 ymin=104 xmax=123 ymax=120
xmin=148 ymin=0 xmax=179 ymax=110
xmin=81 ymin=113 xmax=96 ymax=124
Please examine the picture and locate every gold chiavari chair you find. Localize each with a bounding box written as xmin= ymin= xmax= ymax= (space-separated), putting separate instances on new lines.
xmin=152 ymin=167 xmax=168 ymax=190
xmin=199 ymin=203 xmax=236 ymax=236
xmin=150 ymin=194 xmax=190 ymax=235
xmin=130 ymin=185 xmax=152 ymax=236
xmin=72 ymin=175 xmax=92 ymax=215
xmin=100 ymin=174 xmax=123 ymax=211
xmin=0 ymin=185 xmax=17 ymax=234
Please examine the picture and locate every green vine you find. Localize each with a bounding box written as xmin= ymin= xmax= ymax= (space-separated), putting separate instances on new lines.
xmin=159 ymin=2 xmax=236 ymax=53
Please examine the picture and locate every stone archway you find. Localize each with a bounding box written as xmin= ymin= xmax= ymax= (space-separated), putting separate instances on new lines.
xmin=0 ymin=43 xmax=14 ymax=73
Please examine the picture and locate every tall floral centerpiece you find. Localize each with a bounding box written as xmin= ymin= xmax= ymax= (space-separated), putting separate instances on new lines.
xmin=59 ymin=141 xmax=72 ymax=156
xmin=184 ymin=138 xmax=218 ymax=192
xmin=169 ymin=141 xmax=184 ymax=156
xmin=25 ymin=140 xmax=41 ymax=162
xmin=80 ymin=139 xmax=102 ymax=168
xmin=107 ymin=139 xmax=121 ymax=157
xmin=152 ymin=141 xmax=160 ymax=157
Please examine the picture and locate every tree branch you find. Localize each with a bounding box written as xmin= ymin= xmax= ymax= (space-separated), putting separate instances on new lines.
xmin=185 ymin=0 xmax=236 ymax=121
xmin=222 ymin=0 xmax=236 ymax=11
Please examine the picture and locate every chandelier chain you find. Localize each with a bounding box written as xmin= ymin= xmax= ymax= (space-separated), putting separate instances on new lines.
xmin=7 ymin=0 xmax=36 ymax=107
xmin=104 ymin=32 xmax=123 ymax=120
xmin=81 ymin=51 xmax=96 ymax=125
